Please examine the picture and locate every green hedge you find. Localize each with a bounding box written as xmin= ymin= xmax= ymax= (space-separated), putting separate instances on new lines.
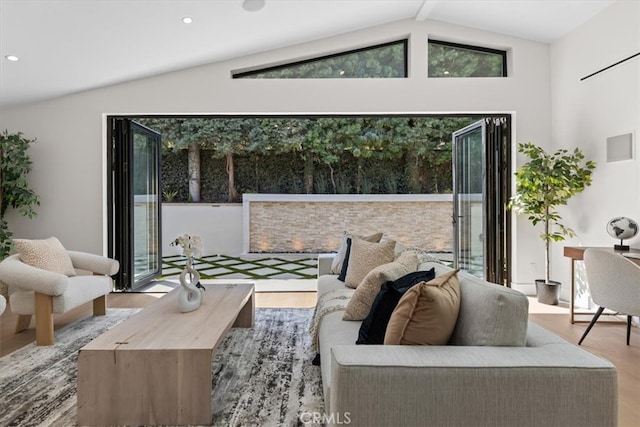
xmin=162 ymin=149 xmax=453 ymax=203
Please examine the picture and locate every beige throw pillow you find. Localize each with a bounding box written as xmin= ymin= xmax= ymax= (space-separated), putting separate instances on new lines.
xmin=14 ymin=236 xmax=76 ymax=276
xmin=384 ymin=269 xmax=460 ymax=345
xmin=344 ymin=238 xmax=396 ymax=289
xmin=343 ymin=251 xmax=418 ymax=321
xmin=330 ymin=231 xmax=383 ymax=274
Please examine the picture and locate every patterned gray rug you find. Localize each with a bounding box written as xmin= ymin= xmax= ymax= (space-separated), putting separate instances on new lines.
xmin=0 ymin=307 xmax=324 ymax=426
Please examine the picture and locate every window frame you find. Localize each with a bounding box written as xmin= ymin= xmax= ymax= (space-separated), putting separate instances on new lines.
xmin=428 ymin=39 xmax=508 ymax=78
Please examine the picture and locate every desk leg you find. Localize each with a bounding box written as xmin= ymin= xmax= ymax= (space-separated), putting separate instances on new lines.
xmin=570 ymin=259 xmax=576 ymax=324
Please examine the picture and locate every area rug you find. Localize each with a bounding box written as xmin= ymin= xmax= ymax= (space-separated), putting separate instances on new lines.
xmin=0 ymin=308 xmax=324 ymax=426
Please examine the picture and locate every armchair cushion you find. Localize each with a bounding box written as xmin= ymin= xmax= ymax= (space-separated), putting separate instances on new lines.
xmin=0 ymin=254 xmax=69 ymax=295
xmin=14 ymin=237 xmax=75 ymax=276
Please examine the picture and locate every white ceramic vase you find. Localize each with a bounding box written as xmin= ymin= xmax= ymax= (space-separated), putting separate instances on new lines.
xmin=178 ymin=258 xmax=203 ymax=313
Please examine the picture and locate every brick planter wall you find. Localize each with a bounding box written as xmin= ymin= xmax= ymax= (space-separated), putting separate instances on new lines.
xmin=244 ymin=194 xmax=453 ymax=253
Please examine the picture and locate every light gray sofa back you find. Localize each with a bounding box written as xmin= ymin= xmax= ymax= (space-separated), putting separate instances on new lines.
xmin=419 ymin=262 xmax=529 ymax=346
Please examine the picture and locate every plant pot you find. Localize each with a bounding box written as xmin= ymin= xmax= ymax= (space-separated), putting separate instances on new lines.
xmin=535 ymin=279 xmax=561 ymax=305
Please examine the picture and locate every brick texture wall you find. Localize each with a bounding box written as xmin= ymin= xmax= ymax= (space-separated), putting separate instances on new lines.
xmin=249 ymin=200 xmax=453 ymax=253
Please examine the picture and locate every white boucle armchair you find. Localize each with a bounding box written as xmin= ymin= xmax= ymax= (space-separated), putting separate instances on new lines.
xmin=0 ymin=251 xmax=119 ymax=345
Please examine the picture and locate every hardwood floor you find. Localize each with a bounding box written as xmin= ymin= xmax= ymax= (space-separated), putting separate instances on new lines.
xmin=1 ymin=292 xmax=638 ymax=426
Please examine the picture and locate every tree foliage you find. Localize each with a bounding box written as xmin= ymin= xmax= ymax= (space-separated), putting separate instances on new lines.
xmin=148 ymin=116 xmax=476 ymax=203
xmin=509 ymin=142 xmax=596 ymax=283
xmin=0 ymin=131 xmax=40 ymax=258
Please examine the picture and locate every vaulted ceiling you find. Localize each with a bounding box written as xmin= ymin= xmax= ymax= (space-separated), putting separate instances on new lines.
xmin=0 ymin=0 xmax=614 ymax=107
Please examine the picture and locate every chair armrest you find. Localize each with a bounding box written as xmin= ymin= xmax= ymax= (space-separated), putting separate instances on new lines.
xmin=318 ymin=253 xmax=336 ymax=277
xmin=67 ymin=251 xmax=120 ymax=276
xmin=0 ymin=254 xmax=69 ymax=296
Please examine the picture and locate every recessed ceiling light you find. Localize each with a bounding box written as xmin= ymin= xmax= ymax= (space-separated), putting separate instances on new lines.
xmin=182 ymin=17 xmax=193 ymax=24
xmin=243 ymin=0 xmax=265 ymax=12
xmin=5 ymin=55 xmax=19 ymax=62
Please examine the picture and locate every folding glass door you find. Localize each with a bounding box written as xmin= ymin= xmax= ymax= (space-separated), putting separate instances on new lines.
xmin=109 ymin=118 xmax=162 ymax=290
xmin=452 ymin=117 xmax=511 ymax=285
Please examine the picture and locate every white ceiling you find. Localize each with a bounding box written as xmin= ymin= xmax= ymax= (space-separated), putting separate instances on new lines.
xmin=0 ymin=0 xmax=614 ymax=108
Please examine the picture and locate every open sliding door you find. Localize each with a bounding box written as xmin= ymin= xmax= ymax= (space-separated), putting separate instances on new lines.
xmin=109 ymin=118 xmax=162 ymax=290
xmin=452 ymin=117 xmax=511 ymax=285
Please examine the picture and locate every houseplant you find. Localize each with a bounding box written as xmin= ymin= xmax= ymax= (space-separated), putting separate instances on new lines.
xmin=509 ymin=142 xmax=595 ymax=304
xmin=0 ymin=130 xmax=40 ymax=259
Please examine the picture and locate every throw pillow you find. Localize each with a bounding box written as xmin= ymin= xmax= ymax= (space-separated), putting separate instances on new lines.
xmin=384 ymin=269 xmax=460 ymax=346
xmin=13 ymin=236 xmax=76 ymax=276
xmin=343 ymin=251 xmax=418 ymax=321
xmin=357 ymin=268 xmax=436 ymax=344
xmin=337 ymin=238 xmax=352 ymax=282
xmin=343 ymin=238 xmax=396 ymax=289
xmin=330 ymin=231 xmax=383 ymax=274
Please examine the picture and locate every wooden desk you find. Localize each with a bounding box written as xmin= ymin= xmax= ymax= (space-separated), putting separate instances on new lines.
xmin=563 ymin=246 xmax=640 ymax=324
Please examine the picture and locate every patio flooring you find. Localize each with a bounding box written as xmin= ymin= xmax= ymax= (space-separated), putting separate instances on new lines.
xmin=161 ymin=253 xmax=318 ymax=280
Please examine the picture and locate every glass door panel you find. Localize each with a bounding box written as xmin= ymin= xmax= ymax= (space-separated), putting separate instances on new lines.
xmin=110 ymin=118 xmax=162 ymax=290
xmin=132 ymin=128 xmax=161 ymax=285
xmin=453 ymin=120 xmax=486 ymax=278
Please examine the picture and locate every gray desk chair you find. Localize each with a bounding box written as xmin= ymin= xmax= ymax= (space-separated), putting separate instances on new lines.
xmin=580 ymin=248 xmax=640 ymax=345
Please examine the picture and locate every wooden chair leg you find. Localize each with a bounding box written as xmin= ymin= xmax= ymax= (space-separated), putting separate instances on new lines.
xmin=627 ymin=315 xmax=632 ymax=346
xmin=15 ymin=314 xmax=32 ymax=333
xmin=34 ymin=292 xmax=54 ymax=346
xmin=579 ymin=306 xmax=605 ymax=345
xmin=93 ymin=294 xmax=107 ymax=316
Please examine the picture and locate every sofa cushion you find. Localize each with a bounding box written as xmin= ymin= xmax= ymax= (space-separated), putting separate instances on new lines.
xmin=331 ymin=231 xmax=383 ymax=274
xmin=384 ymin=270 xmax=460 ymax=345
xmin=450 ymin=272 xmax=529 ymax=346
xmin=343 ymin=251 xmax=418 ymax=321
xmin=344 ymin=239 xmax=396 ymax=288
xmin=357 ymin=267 xmax=436 ymax=344
xmin=13 ymin=236 xmax=75 ymax=276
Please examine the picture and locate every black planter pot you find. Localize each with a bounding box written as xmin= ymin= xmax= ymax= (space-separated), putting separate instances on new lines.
xmin=535 ymin=279 xmax=561 ymax=305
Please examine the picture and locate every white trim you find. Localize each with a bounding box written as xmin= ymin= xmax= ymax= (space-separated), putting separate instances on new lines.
xmin=242 ymin=193 xmax=452 ymax=203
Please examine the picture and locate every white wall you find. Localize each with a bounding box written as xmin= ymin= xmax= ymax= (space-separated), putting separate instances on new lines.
xmin=0 ymin=18 xmax=552 ymax=285
xmin=162 ymin=204 xmax=243 ymax=256
xmin=548 ymin=0 xmax=640 ymax=301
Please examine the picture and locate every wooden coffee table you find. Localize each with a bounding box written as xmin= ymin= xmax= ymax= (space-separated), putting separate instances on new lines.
xmin=77 ymin=282 xmax=254 ymax=426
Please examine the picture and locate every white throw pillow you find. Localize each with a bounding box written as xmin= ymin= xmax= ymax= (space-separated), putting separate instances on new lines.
xmin=13 ymin=236 xmax=76 ymax=276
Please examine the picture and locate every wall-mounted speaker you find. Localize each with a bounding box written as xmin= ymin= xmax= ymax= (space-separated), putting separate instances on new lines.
xmin=606 ymin=132 xmax=634 ymax=162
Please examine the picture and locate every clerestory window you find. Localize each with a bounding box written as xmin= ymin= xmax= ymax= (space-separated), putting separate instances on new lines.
xmin=233 ymin=39 xmax=407 ymax=79
xmin=428 ymin=39 xmax=507 ymax=78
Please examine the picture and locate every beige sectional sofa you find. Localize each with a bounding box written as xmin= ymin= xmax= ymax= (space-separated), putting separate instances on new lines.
xmin=314 ymin=254 xmax=618 ymax=427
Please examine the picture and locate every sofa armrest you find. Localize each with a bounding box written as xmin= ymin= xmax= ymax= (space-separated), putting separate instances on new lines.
xmin=329 ymin=345 xmax=617 ymax=427
xmin=318 ymin=253 xmax=336 ymax=277
xmin=0 ymin=254 xmax=69 ymax=296
xmin=67 ymin=251 xmax=120 ymax=276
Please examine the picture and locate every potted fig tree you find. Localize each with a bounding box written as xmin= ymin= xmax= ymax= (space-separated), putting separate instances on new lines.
xmin=509 ymin=142 xmax=595 ymax=305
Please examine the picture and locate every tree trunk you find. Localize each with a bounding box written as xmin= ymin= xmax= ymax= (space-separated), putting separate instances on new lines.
xmin=226 ymin=151 xmax=238 ymax=203
xmin=303 ymin=155 xmax=314 ymax=194
xmin=328 ymin=164 xmax=336 ymax=194
xmin=187 ymin=142 xmax=200 ymax=202
xmin=405 ymin=151 xmax=421 ymax=193
xmin=544 ymin=206 xmax=550 ymax=284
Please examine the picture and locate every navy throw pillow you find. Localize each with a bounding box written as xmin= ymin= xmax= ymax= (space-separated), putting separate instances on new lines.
xmin=337 ymin=238 xmax=352 ymax=282
xmin=356 ymin=267 xmax=436 ymax=344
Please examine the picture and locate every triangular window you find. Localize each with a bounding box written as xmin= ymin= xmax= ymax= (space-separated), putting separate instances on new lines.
xmin=233 ymin=39 xmax=407 ymax=79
